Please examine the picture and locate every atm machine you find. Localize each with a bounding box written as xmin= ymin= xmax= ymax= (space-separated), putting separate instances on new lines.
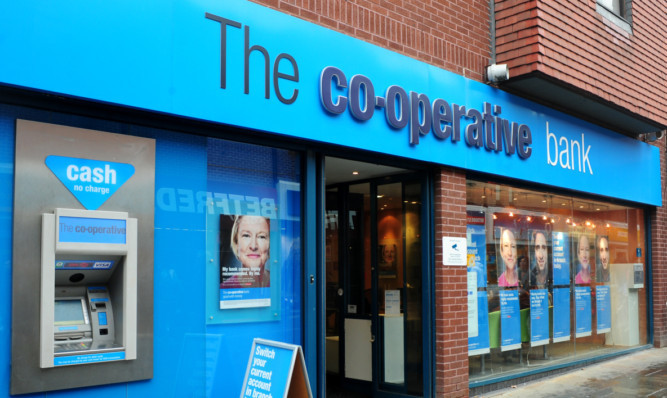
xmin=40 ymin=208 xmax=137 ymax=368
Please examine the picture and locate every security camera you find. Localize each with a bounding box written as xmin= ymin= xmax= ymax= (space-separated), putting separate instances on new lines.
xmin=487 ymin=64 xmax=509 ymax=83
xmin=644 ymin=131 xmax=665 ymax=142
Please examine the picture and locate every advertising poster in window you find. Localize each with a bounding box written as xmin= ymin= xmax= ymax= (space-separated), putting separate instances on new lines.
xmin=596 ymin=285 xmax=611 ymax=333
xmin=552 ymin=232 xmax=570 ymax=285
xmin=466 ymin=211 xmax=487 ymax=288
xmin=378 ymin=239 xmax=399 ymax=278
xmin=500 ymin=290 xmax=521 ymax=351
xmin=495 ymin=224 xmax=520 ymax=288
xmin=467 ymin=211 xmax=490 ymax=355
xmin=553 ymin=287 xmax=571 ymax=342
xmin=468 ymin=286 xmax=490 ymax=356
xmin=529 ymin=229 xmax=550 ymax=288
xmin=575 ymin=286 xmax=592 ymax=337
xmin=530 ymin=289 xmax=550 ymax=346
xmin=572 ymin=232 xmax=594 ymax=285
xmin=596 ymin=235 xmax=611 ymax=283
xmin=219 ymin=213 xmax=275 ymax=309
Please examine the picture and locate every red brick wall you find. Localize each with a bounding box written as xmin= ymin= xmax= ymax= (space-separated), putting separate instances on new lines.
xmin=251 ymin=0 xmax=492 ymax=82
xmin=434 ymin=168 xmax=469 ymax=397
xmin=651 ymin=137 xmax=667 ymax=347
xmin=495 ymin=0 xmax=667 ymax=127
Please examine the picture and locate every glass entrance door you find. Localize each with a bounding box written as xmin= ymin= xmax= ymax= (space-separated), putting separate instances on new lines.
xmin=325 ymin=168 xmax=426 ymax=397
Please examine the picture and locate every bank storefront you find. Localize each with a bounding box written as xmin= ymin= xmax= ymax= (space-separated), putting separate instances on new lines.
xmin=0 ymin=1 xmax=660 ymax=397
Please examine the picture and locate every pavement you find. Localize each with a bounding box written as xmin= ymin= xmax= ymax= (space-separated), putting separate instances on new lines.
xmin=480 ymin=347 xmax=667 ymax=397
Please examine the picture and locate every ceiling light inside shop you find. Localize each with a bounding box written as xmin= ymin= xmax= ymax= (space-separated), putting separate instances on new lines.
xmin=352 ymin=171 xmax=359 ymax=175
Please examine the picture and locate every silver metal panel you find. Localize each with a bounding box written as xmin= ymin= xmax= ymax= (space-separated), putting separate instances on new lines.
xmin=11 ymin=119 xmax=155 ymax=395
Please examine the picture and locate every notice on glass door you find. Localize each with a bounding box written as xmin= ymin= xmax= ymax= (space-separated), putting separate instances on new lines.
xmin=385 ymin=290 xmax=400 ymax=315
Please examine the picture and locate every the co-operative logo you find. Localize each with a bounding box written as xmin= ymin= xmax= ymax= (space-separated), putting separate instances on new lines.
xmin=45 ymin=155 xmax=135 ymax=210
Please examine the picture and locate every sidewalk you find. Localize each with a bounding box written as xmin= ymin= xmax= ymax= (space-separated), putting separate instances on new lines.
xmin=480 ymin=347 xmax=667 ymax=398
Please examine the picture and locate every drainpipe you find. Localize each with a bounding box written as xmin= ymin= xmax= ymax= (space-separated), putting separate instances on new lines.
xmin=487 ymin=0 xmax=509 ymax=83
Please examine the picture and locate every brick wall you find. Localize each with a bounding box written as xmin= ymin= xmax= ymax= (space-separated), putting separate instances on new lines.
xmin=651 ymin=137 xmax=667 ymax=347
xmin=434 ymin=168 xmax=469 ymax=397
xmin=251 ymin=0 xmax=492 ymax=82
xmin=495 ymin=0 xmax=667 ymax=127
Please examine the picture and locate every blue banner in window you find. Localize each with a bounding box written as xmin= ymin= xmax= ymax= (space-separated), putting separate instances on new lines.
xmin=575 ymin=286 xmax=592 ymax=337
xmin=553 ymin=288 xmax=571 ymax=342
xmin=596 ymin=285 xmax=611 ymax=333
xmin=58 ymin=216 xmax=126 ymax=244
xmin=552 ymin=232 xmax=570 ymax=285
xmin=500 ymin=290 xmax=521 ymax=351
xmin=466 ymin=215 xmax=487 ymax=288
xmin=530 ymin=289 xmax=550 ymax=346
xmin=468 ymin=291 xmax=490 ymax=355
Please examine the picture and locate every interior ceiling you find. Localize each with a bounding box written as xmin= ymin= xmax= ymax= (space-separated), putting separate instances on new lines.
xmin=325 ymin=157 xmax=408 ymax=185
xmin=466 ymin=180 xmax=628 ymax=213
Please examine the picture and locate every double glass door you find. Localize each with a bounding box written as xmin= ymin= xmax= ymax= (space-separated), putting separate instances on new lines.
xmin=325 ymin=175 xmax=426 ymax=397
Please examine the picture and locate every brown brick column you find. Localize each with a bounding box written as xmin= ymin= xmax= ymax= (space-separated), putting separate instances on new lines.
xmin=434 ymin=167 xmax=469 ymax=397
xmin=652 ymin=137 xmax=667 ymax=347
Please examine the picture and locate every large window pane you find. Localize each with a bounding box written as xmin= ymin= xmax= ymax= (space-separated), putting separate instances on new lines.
xmin=466 ymin=180 xmax=647 ymax=383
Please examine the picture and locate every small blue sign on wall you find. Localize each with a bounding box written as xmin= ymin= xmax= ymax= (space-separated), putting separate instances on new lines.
xmin=45 ymin=155 xmax=135 ymax=210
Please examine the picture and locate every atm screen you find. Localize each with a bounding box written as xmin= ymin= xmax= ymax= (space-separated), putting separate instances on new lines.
xmin=54 ymin=299 xmax=87 ymax=326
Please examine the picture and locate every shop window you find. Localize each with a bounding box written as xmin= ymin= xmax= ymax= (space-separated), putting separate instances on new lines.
xmin=202 ymin=138 xmax=302 ymax=393
xmin=466 ymin=180 xmax=647 ymax=385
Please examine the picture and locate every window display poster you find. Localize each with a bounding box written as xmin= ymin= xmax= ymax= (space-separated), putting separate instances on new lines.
xmin=552 ymin=232 xmax=570 ymax=285
xmin=468 ymin=289 xmax=490 ymax=356
xmin=207 ymin=180 xmax=282 ymax=314
xmin=500 ymin=290 xmax=521 ymax=351
xmin=529 ymin=229 xmax=550 ymax=288
xmin=572 ymin=232 xmax=593 ymax=285
xmin=596 ymin=285 xmax=611 ymax=333
xmin=553 ymin=288 xmax=571 ymax=342
xmin=530 ymin=289 xmax=550 ymax=347
xmin=219 ymin=213 xmax=274 ymax=309
xmin=466 ymin=212 xmax=487 ymax=288
xmin=467 ymin=272 xmax=478 ymax=338
xmin=575 ymin=286 xmax=592 ymax=337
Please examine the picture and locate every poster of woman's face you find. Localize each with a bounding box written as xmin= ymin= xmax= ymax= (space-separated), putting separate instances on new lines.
xmin=220 ymin=214 xmax=271 ymax=288
xmin=497 ymin=227 xmax=518 ymax=287
xmin=378 ymin=241 xmax=398 ymax=278
xmin=572 ymin=232 xmax=592 ymax=285
xmin=529 ymin=230 xmax=549 ymax=287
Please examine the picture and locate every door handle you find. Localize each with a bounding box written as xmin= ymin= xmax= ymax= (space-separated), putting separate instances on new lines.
xmin=370 ymin=334 xmax=375 ymax=343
